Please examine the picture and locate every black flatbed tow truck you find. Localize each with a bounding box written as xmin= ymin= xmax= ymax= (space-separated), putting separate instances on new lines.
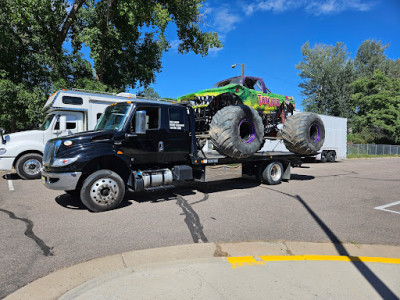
xmin=41 ymin=100 xmax=308 ymax=212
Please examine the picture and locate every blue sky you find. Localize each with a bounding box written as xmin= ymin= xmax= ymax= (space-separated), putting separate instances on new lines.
xmin=147 ymin=0 xmax=400 ymax=111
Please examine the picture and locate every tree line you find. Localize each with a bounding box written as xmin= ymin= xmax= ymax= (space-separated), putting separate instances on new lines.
xmin=0 ymin=0 xmax=221 ymax=132
xmin=296 ymin=40 xmax=400 ymax=144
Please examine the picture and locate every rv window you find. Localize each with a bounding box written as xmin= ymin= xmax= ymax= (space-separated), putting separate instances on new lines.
xmin=54 ymin=121 xmax=60 ymax=130
xmin=62 ymin=96 xmax=83 ymax=105
xmin=97 ymin=113 xmax=102 ymax=120
xmin=66 ymin=122 xmax=76 ymax=130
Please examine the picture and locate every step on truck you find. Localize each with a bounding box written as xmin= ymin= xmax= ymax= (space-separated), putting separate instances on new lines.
xmin=0 ymin=89 xmax=136 ymax=179
xmin=41 ymin=94 xmax=323 ymax=212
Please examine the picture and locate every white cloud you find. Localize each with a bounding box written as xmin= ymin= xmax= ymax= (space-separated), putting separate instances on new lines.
xmin=213 ymin=7 xmax=242 ymax=40
xmin=244 ymin=0 xmax=376 ymax=16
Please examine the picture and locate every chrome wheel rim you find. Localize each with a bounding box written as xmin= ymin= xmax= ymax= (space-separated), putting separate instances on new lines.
xmin=90 ymin=178 xmax=119 ymax=205
xmin=23 ymin=159 xmax=41 ymax=176
xmin=270 ymin=164 xmax=282 ymax=181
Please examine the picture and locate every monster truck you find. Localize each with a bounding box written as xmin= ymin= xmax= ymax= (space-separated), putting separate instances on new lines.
xmin=177 ymin=75 xmax=325 ymax=158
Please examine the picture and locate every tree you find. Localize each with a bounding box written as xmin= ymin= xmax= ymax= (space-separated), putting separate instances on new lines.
xmin=296 ymin=42 xmax=355 ymax=118
xmin=137 ymin=87 xmax=160 ymax=99
xmin=0 ymin=0 xmax=221 ymax=132
xmin=354 ymin=40 xmax=388 ymax=78
xmin=351 ymin=70 xmax=400 ymax=144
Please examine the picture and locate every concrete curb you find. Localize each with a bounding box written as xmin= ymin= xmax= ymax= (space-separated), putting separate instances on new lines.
xmin=5 ymin=241 xmax=400 ymax=300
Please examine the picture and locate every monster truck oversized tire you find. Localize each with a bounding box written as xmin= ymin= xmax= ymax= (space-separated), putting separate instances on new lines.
xmin=210 ymin=105 xmax=264 ymax=158
xmin=282 ymin=113 xmax=325 ymax=155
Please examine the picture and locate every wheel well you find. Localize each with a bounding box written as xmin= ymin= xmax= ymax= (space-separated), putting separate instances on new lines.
xmin=78 ymin=156 xmax=131 ymax=188
xmin=13 ymin=150 xmax=43 ymax=167
xmin=209 ymin=92 xmax=243 ymax=112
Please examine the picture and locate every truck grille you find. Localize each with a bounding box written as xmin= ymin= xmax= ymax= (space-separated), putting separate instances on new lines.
xmin=43 ymin=140 xmax=62 ymax=167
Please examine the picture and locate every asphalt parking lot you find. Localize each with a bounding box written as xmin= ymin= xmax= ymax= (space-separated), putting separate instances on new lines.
xmin=1 ymin=158 xmax=400 ymax=298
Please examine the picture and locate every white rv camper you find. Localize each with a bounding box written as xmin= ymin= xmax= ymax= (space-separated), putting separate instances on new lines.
xmin=0 ymin=89 xmax=136 ymax=179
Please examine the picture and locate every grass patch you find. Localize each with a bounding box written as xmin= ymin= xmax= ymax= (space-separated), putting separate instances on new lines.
xmin=347 ymin=154 xmax=400 ymax=159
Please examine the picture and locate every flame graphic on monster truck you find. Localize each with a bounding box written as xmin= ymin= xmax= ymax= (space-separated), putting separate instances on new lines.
xmin=177 ymin=75 xmax=324 ymax=159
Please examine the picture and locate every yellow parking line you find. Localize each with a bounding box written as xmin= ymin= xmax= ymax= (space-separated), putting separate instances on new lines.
xmin=228 ymin=255 xmax=400 ymax=269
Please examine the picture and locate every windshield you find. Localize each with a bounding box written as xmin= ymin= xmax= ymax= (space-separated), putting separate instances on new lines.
xmin=95 ymin=104 xmax=132 ymax=131
xmin=41 ymin=114 xmax=55 ymax=130
xmin=212 ymin=77 xmax=242 ymax=88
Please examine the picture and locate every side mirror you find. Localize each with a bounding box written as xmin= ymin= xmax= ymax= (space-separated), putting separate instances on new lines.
xmin=135 ymin=110 xmax=146 ymax=134
xmin=0 ymin=128 xmax=6 ymax=144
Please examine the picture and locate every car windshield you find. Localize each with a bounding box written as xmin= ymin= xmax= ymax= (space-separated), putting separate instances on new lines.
xmin=41 ymin=114 xmax=55 ymax=130
xmin=95 ymin=104 xmax=132 ymax=131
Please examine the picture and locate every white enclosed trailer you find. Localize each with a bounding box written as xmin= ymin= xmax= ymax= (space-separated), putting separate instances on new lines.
xmin=261 ymin=113 xmax=347 ymax=162
xmin=0 ymin=89 xmax=135 ymax=179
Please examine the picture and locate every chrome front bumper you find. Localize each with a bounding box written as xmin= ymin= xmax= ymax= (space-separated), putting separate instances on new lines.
xmin=41 ymin=170 xmax=82 ymax=191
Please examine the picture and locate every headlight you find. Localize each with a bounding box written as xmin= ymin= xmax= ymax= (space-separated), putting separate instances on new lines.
xmin=0 ymin=148 xmax=6 ymax=155
xmin=52 ymin=157 xmax=78 ymax=167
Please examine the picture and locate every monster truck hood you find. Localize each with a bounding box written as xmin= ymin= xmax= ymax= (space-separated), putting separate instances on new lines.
xmin=177 ymin=84 xmax=240 ymax=102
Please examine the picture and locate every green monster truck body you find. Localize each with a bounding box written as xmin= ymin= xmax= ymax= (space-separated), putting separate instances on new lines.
xmin=177 ymin=76 xmax=324 ymax=158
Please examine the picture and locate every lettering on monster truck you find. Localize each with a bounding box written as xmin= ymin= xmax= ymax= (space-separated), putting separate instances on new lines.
xmin=257 ymin=95 xmax=280 ymax=107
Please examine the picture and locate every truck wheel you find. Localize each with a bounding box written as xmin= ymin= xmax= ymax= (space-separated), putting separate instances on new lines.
xmin=320 ymin=151 xmax=328 ymax=163
xmin=80 ymin=170 xmax=125 ymax=212
xmin=327 ymin=151 xmax=336 ymax=162
xmin=259 ymin=161 xmax=283 ymax=185
xmin=210 ymin=105 xmax=264 ymax=158
xmin=282 ymin=113 xmax=325 ymax=155
xmin=15 ymin=153 xmax=43 ymax=180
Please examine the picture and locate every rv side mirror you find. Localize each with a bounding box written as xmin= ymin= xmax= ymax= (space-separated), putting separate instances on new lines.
xmin=0 ymin=128 xmax=6 ymax=144
xmin=135 ymin=110 xmax=146 ymax=134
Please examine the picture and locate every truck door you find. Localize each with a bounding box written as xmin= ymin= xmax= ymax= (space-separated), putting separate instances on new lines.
xmin=164 ymin=106 xmax=190 ymax=163
xmin=122 ymin=105 xmax=165 ymax=165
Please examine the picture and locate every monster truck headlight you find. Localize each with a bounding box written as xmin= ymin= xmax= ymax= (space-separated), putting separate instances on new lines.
xmin=52 ymin=157 xmax=78 ymax=167
xmin=0 ymin=148 xmax=6 ymax=155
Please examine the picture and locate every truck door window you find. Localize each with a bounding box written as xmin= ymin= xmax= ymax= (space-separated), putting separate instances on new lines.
xmin=254 ymin=80 xmax=263 ymax=92
xmin=66 ymin=122 xmax=76 ymax=130
xmin=168 ymin=108 xmax=185 ymax=131
xmin=132 ymin=106 xmax=160 ymax=131
xmin=62 ymin=96 xmax=83 ymax=105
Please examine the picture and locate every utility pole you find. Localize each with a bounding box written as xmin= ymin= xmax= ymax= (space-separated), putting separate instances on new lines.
xmin=232 ymin=63 xmax=245 ymax=76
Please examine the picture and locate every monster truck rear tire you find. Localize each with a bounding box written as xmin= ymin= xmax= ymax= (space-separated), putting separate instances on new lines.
xmin=282 ymin=113 xmax=325 ymax=155
xmin=210 ymin=105 xmax=264 ymax=158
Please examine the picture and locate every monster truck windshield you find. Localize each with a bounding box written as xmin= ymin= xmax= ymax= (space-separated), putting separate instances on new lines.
xmin=212 ymin=77 xmax=242 ymax=88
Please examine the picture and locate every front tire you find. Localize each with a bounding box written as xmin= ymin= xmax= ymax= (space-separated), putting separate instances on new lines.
xmin=15 ymin=153 xmax=43 ymax=180
xmin=80 ymin=170 xmax=125 ymax=212
xmin=210 ymin=105 xmax=264 ymax=158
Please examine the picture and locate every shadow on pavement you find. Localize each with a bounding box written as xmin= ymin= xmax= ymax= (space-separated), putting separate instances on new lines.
xmin=2 ymin=173 xmax=22 ymax=180
xmin=55 ymin=194 xmax=132 ymax=211
xmin=125 ymin=177 xmax=260 ymax=204
xmin=262 ymin=186 xmax=398 ymax=299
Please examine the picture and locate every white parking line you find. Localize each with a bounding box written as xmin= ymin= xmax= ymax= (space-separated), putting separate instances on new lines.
xmin=374 ymin=201 xmax=400 ymax=215
xmin=7 ymin=177 xmax=15 ymax=191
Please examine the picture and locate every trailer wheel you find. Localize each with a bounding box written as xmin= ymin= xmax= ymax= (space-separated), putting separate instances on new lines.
xmin=259 ymin=161 xmax=283 ymax=185
xmin=80 ymin=170 xmax=125 ymax=212
xmin=282 ymin=113 xmax=325 ymax=155
xmin=210 ymin=105 xmax=264 ymax=158
xmin=15 ymin=153 xmax=43 ymax=180
xmin=320 ymin=151 xmax=328 ymax=163
xmin=327 ymin=151 xmax=336 ymax=162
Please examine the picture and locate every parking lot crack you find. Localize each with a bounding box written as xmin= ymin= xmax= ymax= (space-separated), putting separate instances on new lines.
xmin=176 ymin=194 xmax=208 ymax=243
xmin=0 ymin=208 xmax=54 ymax=256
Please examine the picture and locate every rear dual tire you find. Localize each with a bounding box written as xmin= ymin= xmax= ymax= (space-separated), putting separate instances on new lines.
xmin=258 ymin=161 xmax=284 ymax=185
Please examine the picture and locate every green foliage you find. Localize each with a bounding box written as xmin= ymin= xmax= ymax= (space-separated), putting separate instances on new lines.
xmin=351 ymin=71 xmax=400 ymax=144
xmin=0 ymin=0 xmax=221 ymax=132
xmin=297 ymin=39 xmax=400 ymax=144
xmin=137 ymin=87 xmax=160 ymax=99
xmin=296 ymin=42 xmax=355 ymax=118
